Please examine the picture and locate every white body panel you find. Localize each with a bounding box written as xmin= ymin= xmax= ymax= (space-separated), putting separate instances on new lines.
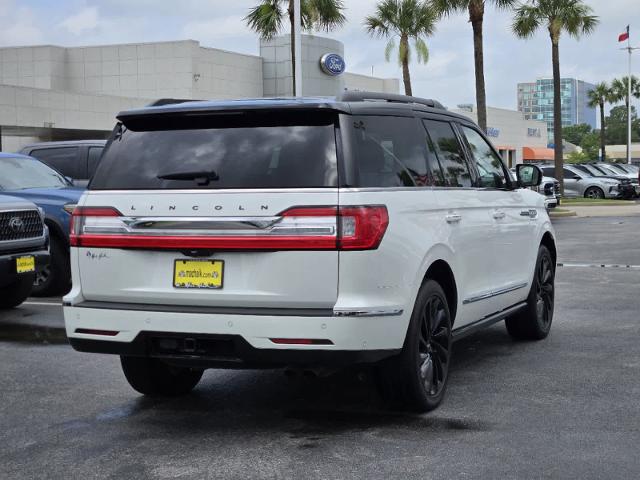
xmin=64 ymin=186 xmax=552 ymax=352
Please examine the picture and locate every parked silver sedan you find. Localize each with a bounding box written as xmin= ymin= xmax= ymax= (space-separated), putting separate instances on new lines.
xmin=540 ymin=165 xmax=622 ymax=199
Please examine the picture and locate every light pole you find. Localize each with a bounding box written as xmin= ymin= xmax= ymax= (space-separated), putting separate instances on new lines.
xmin=293 ymin=0 xmax=302 ymax=97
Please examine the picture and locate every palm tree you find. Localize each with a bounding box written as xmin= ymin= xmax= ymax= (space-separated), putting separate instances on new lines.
xmin=587 ymin=82 xmax=613 ymax=161
xmin=431 ymin=0 xmax=516 ymax=133
xmin=611 ymin=76 xmax=640 ymax=108
xmin=245 ymin=0 xmax=346 ymax=95
xmin=610 ymin=76 xmax=640 ymax=162
xmin=512 ymin=0 xmax=598 ymax=194
xmin=365 ymin=0 xmax=438 ymax=96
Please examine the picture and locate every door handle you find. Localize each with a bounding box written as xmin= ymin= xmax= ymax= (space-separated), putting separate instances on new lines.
xmin=493 ymin=210 xmax=506 ymax=220
xmin=445 ymin=214 xmax=462 ymax=224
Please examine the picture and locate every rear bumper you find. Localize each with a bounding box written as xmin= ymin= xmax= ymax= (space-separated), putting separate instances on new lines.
xmin=0 ymin=248 xmax=49 ymax=287
xmin=63 ymin=304 xmax=408 ymax=367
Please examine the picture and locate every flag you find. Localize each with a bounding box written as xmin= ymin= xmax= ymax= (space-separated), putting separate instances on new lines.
xmin=619 ymin=26 xmax=630 ymax=42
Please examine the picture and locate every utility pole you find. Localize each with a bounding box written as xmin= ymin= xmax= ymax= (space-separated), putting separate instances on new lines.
xmin=293 ymin=0 xmax=302 ymax=97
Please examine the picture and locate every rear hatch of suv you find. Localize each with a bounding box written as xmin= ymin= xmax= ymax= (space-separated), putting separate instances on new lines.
xmin=73 ymin=106 xmax=347 ymax=310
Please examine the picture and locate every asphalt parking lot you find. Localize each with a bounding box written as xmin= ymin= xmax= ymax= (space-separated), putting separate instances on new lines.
xmin=1 ymin=216 xmax=639 ymax=479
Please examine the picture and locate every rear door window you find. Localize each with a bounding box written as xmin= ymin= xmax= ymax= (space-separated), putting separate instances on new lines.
xmin=421 ymin=120 xmax=473 ymax=187
xmin=91 ymin=113 xmax=338 ymax=190
xmin=348 ymin=116 xmax=432 ymax=187
xmin=28 ymin=147 xmax=78 ymax=178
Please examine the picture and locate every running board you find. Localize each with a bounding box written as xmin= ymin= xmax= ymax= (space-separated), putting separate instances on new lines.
xmin=452 ymin=302 xmax=527 ymax=341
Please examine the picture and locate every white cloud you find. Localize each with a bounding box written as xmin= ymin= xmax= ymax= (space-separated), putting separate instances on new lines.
xmin=59 ymin=6 xmax=99 ymax=36
xmin=0 ymin=2 xmax=43 ymax=46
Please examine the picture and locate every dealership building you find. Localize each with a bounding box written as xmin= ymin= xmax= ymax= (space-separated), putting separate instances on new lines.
xmin=0 ymin=34 xmax=548 ymax=165
xmin=0 ymin=35 xmax=399 ymax=151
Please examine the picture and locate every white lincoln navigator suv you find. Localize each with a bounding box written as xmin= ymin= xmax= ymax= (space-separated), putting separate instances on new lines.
xmin=64 ymin=92 xmax=556 ymax=412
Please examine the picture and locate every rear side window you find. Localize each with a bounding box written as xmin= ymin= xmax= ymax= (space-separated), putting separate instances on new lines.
xmin=348 ymin=116 xmax=432 ymax=187
xmin=87 ymin=147 xmax=104 ymax=178
xmin=91 ymin=113 xmax=338 ymax=190
xmin=541 ymin=167 xmax=555 ymax=177
xmin=28 ymin=147 xmax=78 ymax=178
xmin=422 ymin=120 xmax=473 ymax=188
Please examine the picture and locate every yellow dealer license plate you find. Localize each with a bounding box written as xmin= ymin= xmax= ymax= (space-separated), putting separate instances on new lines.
xmin=173 ymin=259 xmax=224 ymax=289
xmin=16 ymin=256 xmax=35 ymax=274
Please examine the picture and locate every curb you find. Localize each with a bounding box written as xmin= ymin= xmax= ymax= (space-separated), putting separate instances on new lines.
xmin=549 ymin=209 xmax=577 ymax=218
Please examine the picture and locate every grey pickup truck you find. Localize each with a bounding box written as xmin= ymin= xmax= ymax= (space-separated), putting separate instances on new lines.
xmin=0 ymin=195 xmax=49 ymax=309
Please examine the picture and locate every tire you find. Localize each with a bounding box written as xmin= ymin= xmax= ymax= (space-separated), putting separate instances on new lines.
xmin=377 ymin=280 xmax=453 ymax=412
xmin=505 ymin=245 xmax=555 ymax=341
xmin=0 ymin=274 xmax=35 ymax=309
xmin=120 ymin=356 xmax=203 ymax=396
xmin=32 ymin=235 xmax=70 ymax=297
xmin=584 ymin=187 xmax=605 ymax=199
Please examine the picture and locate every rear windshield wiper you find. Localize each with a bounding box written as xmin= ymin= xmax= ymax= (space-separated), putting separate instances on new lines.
xmin=157 ymin=170 xmax=219 ymax=186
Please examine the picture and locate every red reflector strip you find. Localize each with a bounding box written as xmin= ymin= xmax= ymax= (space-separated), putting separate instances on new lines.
xmin=270 ymin=338 xmax=334 ymax=345
xmin=72 ymin=235 xmax=337 ymax=250
xmin=74 ymin=328 xmax=119 ymax=336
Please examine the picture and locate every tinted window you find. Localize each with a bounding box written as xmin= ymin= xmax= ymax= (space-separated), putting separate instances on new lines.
xmin=541 ymin=167 xmax=555 ymax=177
xmin=563 ymin=168 xmax=578 ymax=178
xmin=422 ymin=120 xmax=472 ymax=187
xmin=349 ymin=116 xmax=432 ymax=187
xmin=87 ymin=147 xmax=104 ymax=178
xmin=29 ymin=147 xmax=78 ymax=178
xmin=91 ymin=115 xmax=338 ymax=190
xmin=0 ymin=157 xmax=69 ymax=189
xmin=461 ymin=126 xmax=508 ymax=189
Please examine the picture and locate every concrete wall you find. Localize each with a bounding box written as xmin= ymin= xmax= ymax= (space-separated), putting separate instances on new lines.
xmin=0 ymin=46 xmax=66 ymax=90
xmin=194 ymin=47 xmax=262 ymax=99
xmin=343 ymin=73 xmax=399 ymax=94
xmin=261 ymin=35 xmax=346 ymax=97
xmin=453 ymin=106 xmax=549 ymax=165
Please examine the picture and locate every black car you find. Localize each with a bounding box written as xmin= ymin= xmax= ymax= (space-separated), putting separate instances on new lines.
xmin=19 ymin=140 xmax=107 ymax=187
xmin=0 ymin=195 xmax=49 ymax=309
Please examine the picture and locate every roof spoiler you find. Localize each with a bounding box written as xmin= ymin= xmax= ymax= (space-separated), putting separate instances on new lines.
xmin=146 ymin=98 xmax=204 ymax=107
xmin=338 ymin=90 xmax=446 ymax=110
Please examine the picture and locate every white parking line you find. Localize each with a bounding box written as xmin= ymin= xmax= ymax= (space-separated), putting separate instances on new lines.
xmin=557 ymin=263 xmax=640 ymax=269
xmin=23 ymin=301 xmax=62 ymax=307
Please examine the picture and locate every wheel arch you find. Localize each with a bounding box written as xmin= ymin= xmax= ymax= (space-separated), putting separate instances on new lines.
xmin=540 ymin=231 xmax=557 ymax=266
xmin=44 ymin=217 xmax=68 ymax=248
xmin=422 ymin=260 xmax=458 ymax=326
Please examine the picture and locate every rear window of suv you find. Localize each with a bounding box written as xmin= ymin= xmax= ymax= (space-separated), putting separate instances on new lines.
xmin=90 ymin=112 xmax=338 ymax=190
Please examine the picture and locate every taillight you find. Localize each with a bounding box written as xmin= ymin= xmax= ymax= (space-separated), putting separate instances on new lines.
xmin=69 ymin=205 xmax=388 ymax=251
xmin=337 ymin=206 xmax=389 ymax=250
xmin=70 ymin=207 xmax=122 ymax=246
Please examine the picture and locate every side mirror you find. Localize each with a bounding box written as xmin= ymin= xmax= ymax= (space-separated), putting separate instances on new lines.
xmin=516 ymin=164 xmax=542 ymax=188
xmin=573 ymin=176 xmax=581 ymax=180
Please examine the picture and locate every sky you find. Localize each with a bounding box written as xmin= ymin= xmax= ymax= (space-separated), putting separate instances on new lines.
xmin=1 ymin=0 xmax=638 ymax=111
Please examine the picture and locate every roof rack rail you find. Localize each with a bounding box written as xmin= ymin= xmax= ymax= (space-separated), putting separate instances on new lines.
xmin=338 ymin=90 xmax=446 ymax=110
xmin=147 ymin=98 xmax=204 ymax=107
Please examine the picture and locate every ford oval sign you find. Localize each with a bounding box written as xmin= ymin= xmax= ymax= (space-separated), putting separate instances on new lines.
xmin=320 ymin=53 xmax=346 ymax=76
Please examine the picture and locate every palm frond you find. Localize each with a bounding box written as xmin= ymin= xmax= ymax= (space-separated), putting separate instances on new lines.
xmin=512 ymin=4 xmax=542 ymax=39
xmin=414 ymin=36 xmax=430 ymax=64
xmin=244 ymin=0 xmax=284 ymax=40
xmin=304 ymin=0 xmax=347 ymax=32
xmin=385 ymin=38 xmax=397 ymax=62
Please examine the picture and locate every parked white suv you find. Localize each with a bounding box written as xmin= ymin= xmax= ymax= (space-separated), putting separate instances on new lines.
xmin=64 ymin=92 xmax=557 ymax=412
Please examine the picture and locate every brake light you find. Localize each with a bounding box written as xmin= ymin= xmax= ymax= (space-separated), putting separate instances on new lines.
xmin=69 ymin=205 xmax=388 ymax=251
xmin=70 ymin=207 xmax=122 ymax=246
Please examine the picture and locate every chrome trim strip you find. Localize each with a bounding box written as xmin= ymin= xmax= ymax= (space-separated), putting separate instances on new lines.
xmin=333 ymin=308 xmax=404 ymax=317
xmin=463 ymin=282 xmax=528 ymax=305
xmin=125 ymin=216 xmax=282 ymax=230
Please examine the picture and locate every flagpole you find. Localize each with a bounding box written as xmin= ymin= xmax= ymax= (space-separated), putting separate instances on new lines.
xmin=628 ymin=30 xmax=633 ymax=165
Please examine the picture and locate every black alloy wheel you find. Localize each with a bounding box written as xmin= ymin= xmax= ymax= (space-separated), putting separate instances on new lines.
xmin=418 ymin=294 xmax=451 ymax=399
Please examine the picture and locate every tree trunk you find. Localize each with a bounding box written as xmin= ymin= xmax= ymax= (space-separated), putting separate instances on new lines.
xmin=599 ymin=101 xmax=606 ymax=161
xmin=551 ymin=36 xmax=564 ymax=194
xmin=400 ymin=35 xmax=412 ymax=96
xmin=289 ymin=0 xmax=296 ymax=96
xmin=470 ymin=2 xmax=487 ymax=133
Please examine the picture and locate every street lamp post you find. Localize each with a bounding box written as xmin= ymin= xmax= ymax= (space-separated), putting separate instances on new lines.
xmin=293 ymin=0 xmax=302 ymax=97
